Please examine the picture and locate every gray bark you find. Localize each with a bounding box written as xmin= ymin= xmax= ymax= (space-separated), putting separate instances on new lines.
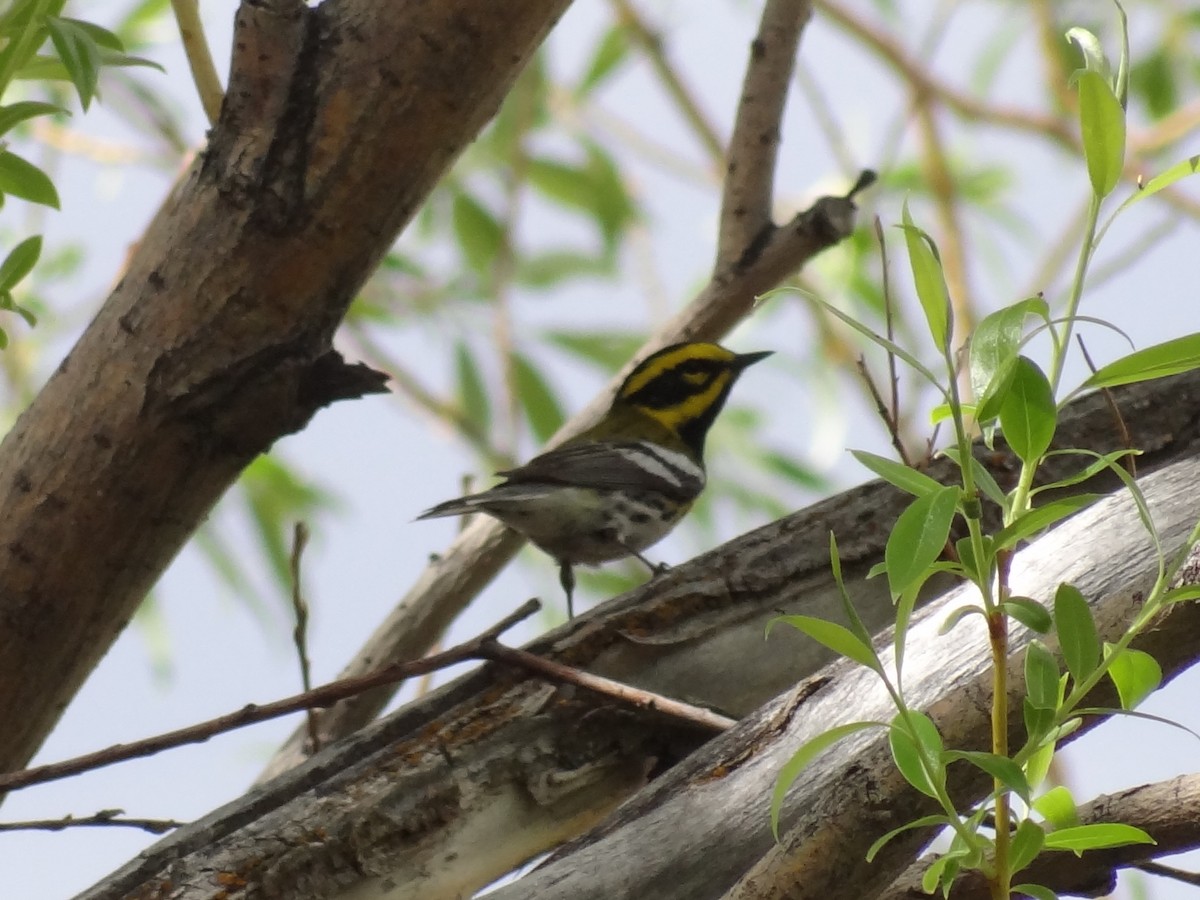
xmin=79 ymin=371 xmax=1200 ymax=899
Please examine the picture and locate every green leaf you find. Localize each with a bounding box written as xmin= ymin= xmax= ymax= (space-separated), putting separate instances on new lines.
xmin=0 ymin=100 xmax=66 ymax=136
xmin=453 ymin=341 xmax=490 ymax=433
xmin=828 ymin=533 xmax=881 ymax=657
xmin=1033 ymin=785 xmax=1079 ymax=829
xmin=769 ymin=615 xmax=880 ymax=672
xmin=970 ymin=297 xmax=1050 ymax=423
xmin=1024 ymin=640 xmax=1060 ymax=710
xmin=577 ymin=24 xmax=630 ymax=96
xmin=885 ymin=486 xmax=958 ymax=597
xmin=771 ymin=721 xmax=880 ymax=838
xmin=1030 ymin=450 xmax=1140 ymax=497
xmin=1074 ymin=67 xmax=1126 ymax=198
xmin=1110 ymin=155 xmax=1200 ymax=217
xmin=1012 ymin=884 xmax=1059 ymax=900
xmin=1073 ymin=706 xmax=1200 ymax=741
xmin=1163 ymin=584 xmax=1200 ymax=605
xmin=0 ymin=234 xmax=42 ymax=293
xmin=545 ymin=329 xmax=642 ymax=372
xmin=1066 ymin=27 xmax=1111 ymax=81
xmin=516 ymin=250 xmax=610 ymax=289
xmin=527 ymin=148 xmax=636 ymax=252
xmin=922 ymin=855 xmax=958 ymax=896
xmin=852 ymin=449 xmax=943 ymax=498
xmin=0 ymin=151 xmax=60 ymax=208
xmin=939 ymin=447 xmax=1008 ymax=509
xmin=999 ymin=356 xmax=1056 ymax=464
xmin=452 ymin=192 xmax=504 ymax=276
xmin=511 ymin=352 xmax=565 ymax=444
xmin=1024 ymin=736 xmax=1055 ymax=790
xmin=1043 ymin=822 xmax=1154 ymax=853
xmin=1054 ymin=583 xmax=1099 ymax=684
xmin=889 ymin=711 xmax=945 ymax=799
xmin=1082 ymin=333 xmax=1200 ymax=389
xmin=799 ymin=292 xmax=948 ymax=398
xmin=939 ymin=604 xmax=985 ymax=635
xmin=865 ymin=815 xmax=949 ymax=863
xmin=61 ymin=17 xmax=126 ymax=52
xmin=901 ymin=202 xmax=950 ymax=352
xmin=45 ymin=16 xmax=103 ymax=110
xmin=1010 ymin=819 xmax=1046 ymax=874
xmin=993 ymin=494 xmax=1100 ymax=551
xmin=946 ymin=750 xmax=1031 ymax=801
xmin=1002 ymin=597 xmax=1052 ymax=634
xmin=1105 ymin=646 xmax=1162 ymax=710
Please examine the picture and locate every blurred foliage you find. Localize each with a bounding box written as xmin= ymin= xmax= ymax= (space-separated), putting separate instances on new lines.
xmin=3 ymin=0 xmax=1200 ymax=624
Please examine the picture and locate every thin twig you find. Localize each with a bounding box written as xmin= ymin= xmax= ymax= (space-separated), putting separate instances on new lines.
xmin=1134 ymin=861 xmax=1200 ymax=887
xmin=0 ymin=601 xmax=542 ymax=793
xmin=288 ymin=522 xmax=320 ymax=754
xmin=0 ymin=810 xmax=186 ymax=835
xmin=856 ymin=356 xmax=910 ymax=467
xmin=170 ymin=0 xmax=224 ymax=126
xmin=0 ymin=598 xmax=729 ymax=793
xmin=1075 ymin=335 xmax=1135 ymax=476
xmin=610 ymin=0 xmax=724 ymax=164
xmin=481 ymin=640 xmax=736 ymax=732
xmin=717 ymin=0 xmax=814 ymax=268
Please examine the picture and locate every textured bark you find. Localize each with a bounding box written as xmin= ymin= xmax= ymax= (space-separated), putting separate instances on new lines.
xmin=510 ymin=459 xmax=1200 ymax=900
xmin=0 ymin=0 xmax=571 ymax=774
xmin=78 ymin=371 xmax=1200 ymax=899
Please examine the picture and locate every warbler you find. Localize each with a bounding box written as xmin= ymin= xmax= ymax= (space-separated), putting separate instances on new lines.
xmin=418 ymin=341 xmax=771 ymax=617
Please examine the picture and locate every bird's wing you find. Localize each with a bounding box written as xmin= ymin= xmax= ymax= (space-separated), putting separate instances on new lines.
xmin=498 ymin=440 xmax=704 ymax=500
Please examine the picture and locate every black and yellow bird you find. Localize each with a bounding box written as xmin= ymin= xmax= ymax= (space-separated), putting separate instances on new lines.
xmin=418 ymin=341 xmax=771 ymax=617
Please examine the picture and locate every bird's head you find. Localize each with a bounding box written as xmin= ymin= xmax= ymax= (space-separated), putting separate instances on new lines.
xmin=614 ymin=342 xmax=772 ymax=455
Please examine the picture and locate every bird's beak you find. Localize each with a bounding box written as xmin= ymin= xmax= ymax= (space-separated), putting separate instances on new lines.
xmin=734 ymin=350 xmax=773 ymax=369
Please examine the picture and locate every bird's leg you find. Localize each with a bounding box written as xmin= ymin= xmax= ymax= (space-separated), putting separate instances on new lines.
xmin=559 ymin=561 xmax=576 ymax=619
xmin=623 ymin=544 xmax=671 ymax=578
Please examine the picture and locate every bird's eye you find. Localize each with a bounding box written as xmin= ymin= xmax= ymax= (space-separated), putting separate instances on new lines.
xmin=681 ymin=371 xmax=709 ymax=386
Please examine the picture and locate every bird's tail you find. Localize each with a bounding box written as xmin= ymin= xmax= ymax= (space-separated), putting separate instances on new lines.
xmin=415 ymin=494 xmax=490 ymax=520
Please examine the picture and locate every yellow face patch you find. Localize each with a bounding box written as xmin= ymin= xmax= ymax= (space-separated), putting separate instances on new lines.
xmin=619 ymin=343 xmax=737 ymax=400
xmin=638 ymin=371 xmax=733 ymax=431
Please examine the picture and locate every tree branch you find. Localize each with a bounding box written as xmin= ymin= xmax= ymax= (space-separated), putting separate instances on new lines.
xmin=0 ymin=0 xmax=572 ymax=775
xmin=717 ymin=0 xmax=813 ymax=268
xmin=259 ymin=0 xmax=861 ymax=781
xmin=77 ymin=369 xmax=1200 ymax=900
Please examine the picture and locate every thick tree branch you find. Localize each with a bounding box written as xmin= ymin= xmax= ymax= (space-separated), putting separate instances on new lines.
xmin=79 ymin=370 xmax=1200 ymax=899
xmin=0 ymin=0 xmax=572 ymax=775
xmin=260 ymin=2 xmax=857 ymax=780
xmin=497 ymin=459 xmax=1200 ymax=900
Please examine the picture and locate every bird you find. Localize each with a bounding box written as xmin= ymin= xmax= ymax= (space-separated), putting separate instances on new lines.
xmin=417 ymin=341 xmax=772 ymax=617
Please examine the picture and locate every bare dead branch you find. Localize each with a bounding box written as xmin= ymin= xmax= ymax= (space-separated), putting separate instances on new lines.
xmin=0 ymin=810 xmax=186 ymax=835
xmin=482 ymin=640 xmax=736 ymax=733
xmin=0 ymin=600 xmax=541 ymax=793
